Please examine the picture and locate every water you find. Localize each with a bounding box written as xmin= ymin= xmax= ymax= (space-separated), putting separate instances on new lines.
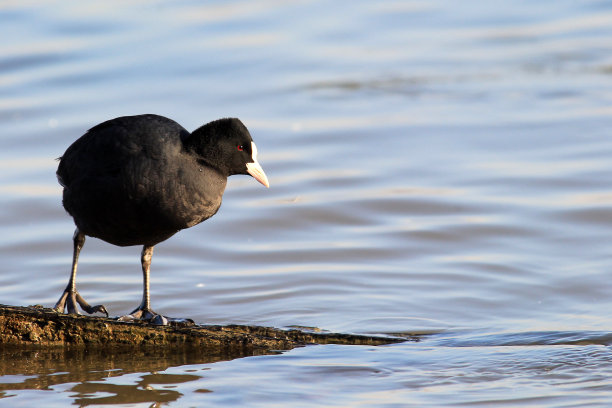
xmin=2 ymin=0 xmax=612 ymax=405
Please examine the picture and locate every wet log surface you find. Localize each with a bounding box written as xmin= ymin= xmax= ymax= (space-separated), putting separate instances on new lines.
xmin=0 ymin=305 xmax=414 ymax=355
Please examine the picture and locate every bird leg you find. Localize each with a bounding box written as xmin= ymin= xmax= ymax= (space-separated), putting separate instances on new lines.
xmin=54 ymin=229 xmax=108 ymax=317
xmin=117 ymin=245 xmax=194 ymax=326
xmin=118 ymin=245 xmax=169 ymax=325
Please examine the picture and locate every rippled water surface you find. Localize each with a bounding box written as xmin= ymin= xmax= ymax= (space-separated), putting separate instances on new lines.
xmin=3 ymin=0 xmax=612 ymax=406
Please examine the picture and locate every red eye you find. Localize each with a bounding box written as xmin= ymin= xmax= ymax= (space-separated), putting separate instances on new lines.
xmin=237 ymin=145 xmax=244 ymax=151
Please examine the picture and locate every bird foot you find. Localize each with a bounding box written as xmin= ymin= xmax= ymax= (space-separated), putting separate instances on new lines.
xmin=53 ymin=289 xmax=108 ymax=317
xmin=118 ymin=307 xmax=168 ymax=325
xmin=117 ymin=307 xmax=194 ymax=327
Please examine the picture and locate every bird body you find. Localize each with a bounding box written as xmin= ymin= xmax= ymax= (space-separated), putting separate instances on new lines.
xmin=53 ymin=114 xmax=269 ymax=323
xmin=58 ymin=115 xmax=227 ymax=246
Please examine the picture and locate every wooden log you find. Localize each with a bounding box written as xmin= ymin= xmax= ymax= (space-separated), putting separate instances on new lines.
xmin=0 ymin=305 xmax=413 ymax=355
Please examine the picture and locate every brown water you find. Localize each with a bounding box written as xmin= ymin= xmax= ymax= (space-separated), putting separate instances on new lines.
xmin=3 ymin=0 xmax=612 ymax=406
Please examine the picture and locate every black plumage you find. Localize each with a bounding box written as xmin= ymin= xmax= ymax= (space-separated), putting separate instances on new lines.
xmin=53 ymin=114 xmax=269 ymax=324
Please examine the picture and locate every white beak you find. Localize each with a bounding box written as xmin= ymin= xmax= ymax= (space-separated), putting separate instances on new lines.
xmin=245 ymin=141 xmax=269 ymax=188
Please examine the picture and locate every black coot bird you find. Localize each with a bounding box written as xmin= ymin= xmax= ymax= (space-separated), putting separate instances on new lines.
xmin=53 ymin=114 xmax=269 ymax=324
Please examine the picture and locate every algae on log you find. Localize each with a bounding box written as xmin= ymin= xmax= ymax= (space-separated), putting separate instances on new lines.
xmin=0 ymin=305 xmax=412 ymax=354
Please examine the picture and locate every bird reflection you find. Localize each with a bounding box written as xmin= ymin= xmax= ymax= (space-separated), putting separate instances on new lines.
xmin=0 ymin=347 xmax=266 ymax=406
